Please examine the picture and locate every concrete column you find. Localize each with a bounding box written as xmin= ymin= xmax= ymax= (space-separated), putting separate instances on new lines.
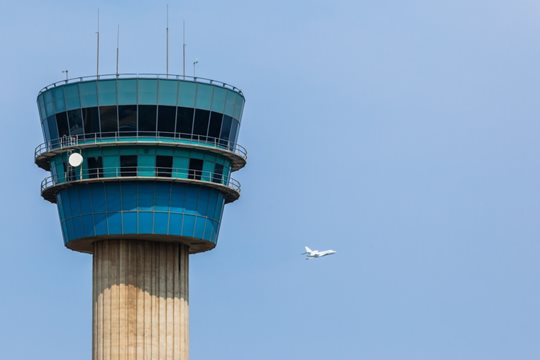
xmin=93 ymin=240 xmax=189 ymax=360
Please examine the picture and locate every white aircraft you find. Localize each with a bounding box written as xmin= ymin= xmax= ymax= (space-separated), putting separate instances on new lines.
xmin=302 ymin=246 xmax=336 ymax=260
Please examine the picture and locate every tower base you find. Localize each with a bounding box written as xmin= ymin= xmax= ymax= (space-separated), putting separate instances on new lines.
xmin=93 ymin=240 xmax=189 ymax=360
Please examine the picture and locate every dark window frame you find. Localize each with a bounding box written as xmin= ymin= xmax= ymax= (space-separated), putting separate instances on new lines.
xmin=87 ymin=157 xmax=103 ymax=178
xmin=188 ymin=158 xmax=204 ymax=180
xmin=156 ymin=155 xmax=173 ymax=177
xmin=138 ymin=105 xmax=157 ymax=135
xmin=212 ymin=163 xmax=224 ymax=183
xmin=157 ymin=106 xmax=177 ymax=137
xmin=120 ymin=155 xmax=138 ymax=177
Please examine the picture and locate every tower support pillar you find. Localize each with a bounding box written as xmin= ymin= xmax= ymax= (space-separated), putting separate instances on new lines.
xmin=93 ymin=240 xmax=189 ymax=360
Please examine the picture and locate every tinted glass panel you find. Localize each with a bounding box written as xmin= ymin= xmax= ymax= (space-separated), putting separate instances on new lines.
xmin=208 ymin=112 xmax=223 ymax=140
xmin=230 ymin=119 xmax=239 ymax=147
xmin=56 ymin=112 xmax=69 ymax=138
xmin=87 ymin=157 xmax=103 ymax=178
xmin=67 ymin=109 xmax=84 ymax=136
xmin=220 ymin=115 xmax=232 ymax=146
xmin=47 ymin=116 xmax=59 ymax=140
xmin=99 ymin=106 xmax=118 ymax=136
xmin=156 ymin=155 xmax=173 ymax=177
xmin=118 ymin=105 xmax=137 ymax=135
xmin=176 ymin=107 xmax=194 ymax=138
xmin=63 ymin=162 xmax=76 ymax=181
xmin=157 ymin=106 xmax=176 ymax=136
xmin=212 ymin=164 xmax=224 ymax=183
xmin=83 ymin=107 xmax=100 ymax=135
xmin=120 ymin=155 xmax=137 ymax=176
xmin=188 ymin=158 xmax=203 ymax=180
xmin=193 ymin=109 xmax=210 ymax=137
xmin=138 ymin=105 xmax=157 ymax=134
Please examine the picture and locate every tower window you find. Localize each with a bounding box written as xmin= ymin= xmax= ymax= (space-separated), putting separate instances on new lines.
xmin=99 ymin=106 xmax=118 ymax=137
xmin=118 ymin=105 xmax=137 ymax=135
xmin=120 ymin=155 xmax=138 ymax=177
xmin=82 ymin=107 xmax=100 ymax=136
xmin=220 ymin=115 xmax=232 ymax=147
xmin=157 ymin=106 xmax=176 ymax=137
xmin=208 ymin=112 xmax=223 ymax=141
xmin=193 ymin=109 xmax=210 ymax=139
xmin=67 ymin=109 xmax=84 ymax=136
xmin=56 ymin=112 xmax=69 ymax=138
xmin=212 ymin=164 xmax=224 ymax=183
xmin=138 ymin=105 xmax=157 ymax=134
xmin=176 ymin=107 xmax=194 ymax=138
xmin=87 ymin=157 xmax=103 ymax=179
xmin=188 ymin=158 xmax=203 ymax=180
xmin=156 ymin=155 xmax=173 ymax=177
xmin=63 ymin=162 xmax=76 ymax=181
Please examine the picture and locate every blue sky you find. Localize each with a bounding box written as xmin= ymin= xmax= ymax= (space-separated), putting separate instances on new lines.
xmin=1 ymin=0 xmax=540 ymax=359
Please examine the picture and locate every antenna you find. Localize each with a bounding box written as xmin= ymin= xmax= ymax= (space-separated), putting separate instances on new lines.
xmin=116 ymin=24 xmax=120 ymax=76
xmin=193 ymin=59 xmax=198 ymax=77
xmin=62 ymin=70 xmax=69 ymax=81
xmin=182 ymin=20 xmax=186 ymax=79
xmin=166 ymin=4 xmax=169 ymax=76
xmin=96 ymin=9 xmax=100 ymax=78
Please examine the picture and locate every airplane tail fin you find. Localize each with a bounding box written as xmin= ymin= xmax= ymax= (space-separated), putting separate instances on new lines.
xmin=304 ymin=246 xmax=312 ymax=253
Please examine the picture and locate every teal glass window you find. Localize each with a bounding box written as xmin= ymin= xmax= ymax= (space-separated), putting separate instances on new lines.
xmin=118 ymin=79 xmax=137 ymax=104
xmin=178 ymin=82 xmax=196 ymax=107
xmin=195 ymin=84 xmax=212 ymax=110
xmin=158 ymin=80 xmax=178 ymax=106
xmin=44 ymin=91 xmax=55 ymax=116
xmin=79 ymin=81 xmax=98 ymax=108
xmin=138 ymin=79 xmax=158 ymax=104
xmin=224 ymin=92 xmax=236 ymax=117
xmin=211 ymin=87 xmax=227 ymax=112
xmin=53 ymin=87 xmax=66 ymax=113
xmin=98 ymin=80 xmax=117 ymax=106
xmin=47 ymin=116 xmax=59 ymax=140
xmin=64 ymin=84 xmax=81 ymax=110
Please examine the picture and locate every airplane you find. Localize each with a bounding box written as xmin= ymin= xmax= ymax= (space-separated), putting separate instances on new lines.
xmin=302 ymin=246 xmax=336 ymax=260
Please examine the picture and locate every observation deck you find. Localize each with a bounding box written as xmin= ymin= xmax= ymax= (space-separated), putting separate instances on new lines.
xmin=40 ymin=166 xmax=241 ymax=204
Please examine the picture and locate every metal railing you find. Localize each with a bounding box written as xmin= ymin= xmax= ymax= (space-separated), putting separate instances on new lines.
xmin=38 ymin=73 xmax=243 ymax=96
xmin=34 ymin=132 xmax=247 ymax=161
xmin=40 ymin=166 xmax=240 ymax=194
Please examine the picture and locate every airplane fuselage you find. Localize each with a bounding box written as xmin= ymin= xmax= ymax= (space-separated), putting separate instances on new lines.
xmin=303 ymin=247 xmax=336 ymax=259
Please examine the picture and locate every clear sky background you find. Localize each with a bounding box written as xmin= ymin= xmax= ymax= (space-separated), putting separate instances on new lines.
xmin=1 ymin=0 xmax=539 ymax=359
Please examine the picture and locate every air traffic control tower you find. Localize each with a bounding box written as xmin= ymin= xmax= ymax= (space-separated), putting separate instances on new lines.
xmin=34 ymin=73 xmax=246 ymax=360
